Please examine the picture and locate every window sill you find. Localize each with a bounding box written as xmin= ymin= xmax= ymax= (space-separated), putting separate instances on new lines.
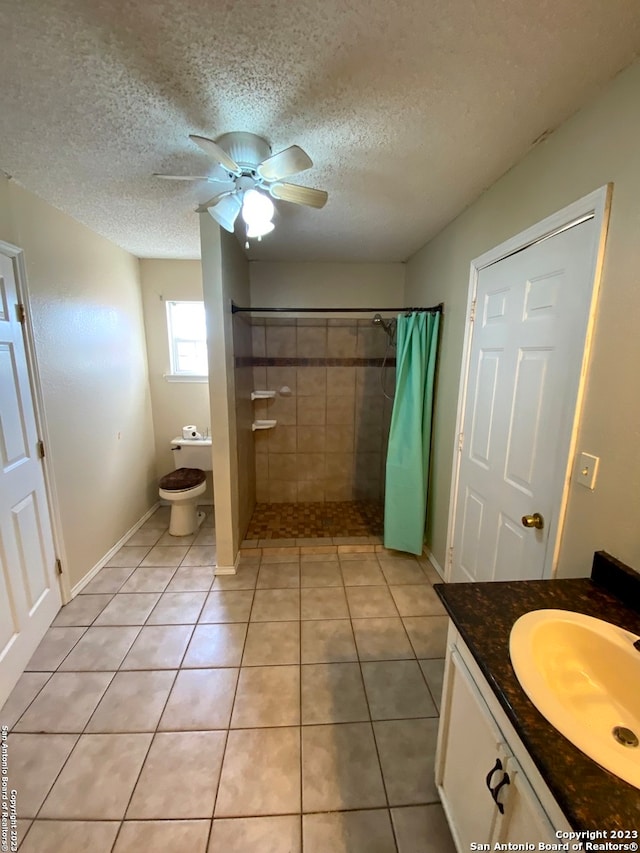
xmin=163 ymin=374 xmax=209 ymax=383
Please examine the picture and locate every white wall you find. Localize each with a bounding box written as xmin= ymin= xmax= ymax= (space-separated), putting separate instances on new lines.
xmin=406 ymin=60 xmax=640 ymax=580
xmin=1 ymin=179 xmax=156 ymax=589
xmin=139 ymin=259 xmax=212 ymax=498
xmin=200 ymin=218 xmax=251 ymax=568
xmin=250 ymin=261 xmax=405 ymax=308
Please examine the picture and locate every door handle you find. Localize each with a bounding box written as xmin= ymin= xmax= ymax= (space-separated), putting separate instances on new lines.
xmin=521 ymin=513 xmax=544 ymax=530
xmin=485 ymin=758 xmax=503 ymax=793
xmin=491 ymin=771 xmax=511 ymax=814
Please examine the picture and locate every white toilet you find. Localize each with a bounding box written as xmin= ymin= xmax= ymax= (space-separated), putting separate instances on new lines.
xmin=159 ymin=436 xmax=213 ymax=536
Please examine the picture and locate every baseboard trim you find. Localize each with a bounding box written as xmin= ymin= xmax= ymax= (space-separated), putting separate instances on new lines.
xmin=214 ymin=552 xmax=240 ymax=576
xmin=71 ymin=503 xmax=161 ymax=597
xmin=424 ymin=548 xmax=445 ymax=580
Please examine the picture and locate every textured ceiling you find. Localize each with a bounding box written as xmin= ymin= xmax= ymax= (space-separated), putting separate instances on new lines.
xmin=1 ymin=1 xmax=639 ymax=261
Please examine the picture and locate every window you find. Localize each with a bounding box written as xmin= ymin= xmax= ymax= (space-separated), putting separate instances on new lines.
xmin=166 ymin=300 xmax=208 ymax=378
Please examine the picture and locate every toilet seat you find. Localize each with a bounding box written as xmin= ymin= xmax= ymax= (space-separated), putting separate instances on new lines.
xmin=159 ymin=467 xmax=206 ymax=492
xmin=159 ymin=467 xmax=207 ymax=535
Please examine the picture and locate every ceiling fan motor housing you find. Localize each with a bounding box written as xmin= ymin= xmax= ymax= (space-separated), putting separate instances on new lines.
xmin=215 ymin=132 xmax=271 ymax=171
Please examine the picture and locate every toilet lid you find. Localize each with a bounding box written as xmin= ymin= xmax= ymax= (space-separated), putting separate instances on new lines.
xmin=159 ymin=467 xmax=206 ymax=491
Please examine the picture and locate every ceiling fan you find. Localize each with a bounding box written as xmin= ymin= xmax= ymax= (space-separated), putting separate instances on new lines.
xmin=154 ymin=132 xmax=328 ymax=239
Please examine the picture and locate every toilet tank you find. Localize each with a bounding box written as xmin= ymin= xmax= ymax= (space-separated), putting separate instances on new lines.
xmin=170 ymin=437 xmax=213 ymax=470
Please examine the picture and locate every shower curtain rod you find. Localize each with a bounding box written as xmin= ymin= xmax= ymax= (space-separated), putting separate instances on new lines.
xmin=231 ymin=302 xmax=444 ymax=314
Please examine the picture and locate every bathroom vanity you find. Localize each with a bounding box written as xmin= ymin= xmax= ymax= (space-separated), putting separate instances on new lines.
xmin=434 ymin=552 xmax=640 ymax=849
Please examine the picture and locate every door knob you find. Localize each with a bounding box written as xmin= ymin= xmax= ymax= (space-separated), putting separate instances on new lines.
xmin=521 ymin=513 xmax=544 ymax=530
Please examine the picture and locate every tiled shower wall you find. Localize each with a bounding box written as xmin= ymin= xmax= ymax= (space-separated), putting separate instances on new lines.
xmin=233 ymin=313 xmax=256 ymax=537
xmin=250 ymin=318 xmax=395 ymax=503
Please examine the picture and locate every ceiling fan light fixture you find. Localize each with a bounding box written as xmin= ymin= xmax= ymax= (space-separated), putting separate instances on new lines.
xmin=206 ymin=193 xmax=242 ymax=233
xmin=246 ymin=219 xmax=275 ymax=239
xmin=242 ymin=188 xmax=274 ymax=225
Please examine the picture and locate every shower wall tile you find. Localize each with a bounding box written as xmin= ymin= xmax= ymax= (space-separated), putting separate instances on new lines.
xmin=269 ymin=481 xmax=298 ymax=503
xmin=354 ymin=480 xmax=382 ymax=501
xmin=255 ymin=454 xmax=269 ymax=482
xmin=266 ymin=326 xmax=297 ymax=358
xmin=325 ymin=425 xmax=355 ymax=453
xmin=298 ymin=481 xmax=325 ymax=502
xmin=269 ymin=454 xmax=298 ymax=482
xmin=251 ymin=326 xmax=266 ymax=358
xmin=355 ymin=453 xmax=382 ymax=480
xmin=271 ymin=397 xmax=297 ymax=425
xmin=327 ymin=327 xmax=358 ymax=358
xmin=297 ymin=454 xmax=325 ymax=482
xmin=325 ymin=482 xmax=354 ymax=501
xmin=269 ymin=426 xmax=297 ymax=454
xmin=252 ymin=318 xmax=393 ymax=504
xmin=326 ymin=453 xmax=354 ymax=480
xmin=254 ymin=430 xmax=269 ymax=454
xmin=326 ymin=397 xmax=355 ymax=425
xmin=355 ymin=397 xmax=384 ymax=426
xmin=297 ymin=397 xmax=326 ymax=426
xmin=355 ymin=421 xmax=384 ymax=453
xmin=297 ymin=426 xmax=326 ymax=453
xmin=326 ymin=367 xmax=356 ymax=397
xmin=297 ymin=367 xmax=327 ymax=396
xmin=357 ymin=327 xmax=387 ymax=358
xmin=253 ymin=366 xmax=267 ymax=388
xmin=297 ymin=327 xmax=327 ymax=358
xmin=267 ymin=366 xmax=297 ymax=395
xmin=356 ymin=367 xmax=382 ymax=397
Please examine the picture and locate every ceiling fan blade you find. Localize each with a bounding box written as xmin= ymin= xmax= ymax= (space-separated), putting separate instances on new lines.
xmin=189 ymin=135 xmax=242 ymax=175
xmin=257 ymin=145 xmax=313 ymax=181
xmin=154 ymin=174 xmax=210 ymax=181
xmin=270 ymin=182 xmax=328 ymax=209
xmin=197 ymin=192 xmax=242 ymax=233
xmin=154 ymin=173 xmax=232 ymax=183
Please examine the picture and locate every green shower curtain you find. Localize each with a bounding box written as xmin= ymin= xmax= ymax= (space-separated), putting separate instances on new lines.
xmin=384 ymin=311 xmax=440 ymax=555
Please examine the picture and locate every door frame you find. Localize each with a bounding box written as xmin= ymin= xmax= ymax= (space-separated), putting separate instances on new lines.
xmin=444 ymin=185 xmax=612 ymax=582
xmin=0 ymin=239 xmax=70 ymax=602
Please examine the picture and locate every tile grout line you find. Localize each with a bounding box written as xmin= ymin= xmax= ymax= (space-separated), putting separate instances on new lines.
xmin=344 ymin=586 xmax=398 ymax=847
xmin=298 ymin=557 xmax=304 ymax=851
xmin=108 ymin=524 xmax=209 ymax=849
xmin=203 ymin=579 xmax=257 ymax=852
xmin=107 ymin=656 xmax=182 ymax=851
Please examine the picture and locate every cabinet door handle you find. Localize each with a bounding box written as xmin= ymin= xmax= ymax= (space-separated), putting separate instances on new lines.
xmin=485 ymin=758 xmax=503 ymax=793
xmin=491 ymin=771 xmax=511 ymax=815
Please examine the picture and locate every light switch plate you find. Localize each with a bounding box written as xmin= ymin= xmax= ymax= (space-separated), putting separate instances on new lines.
xmin=575 ymin=452 xmax=599 ymax=490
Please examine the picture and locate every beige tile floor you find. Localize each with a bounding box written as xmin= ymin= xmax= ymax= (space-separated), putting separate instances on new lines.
xmin=0 ymin=506 xmax=456 ymax=852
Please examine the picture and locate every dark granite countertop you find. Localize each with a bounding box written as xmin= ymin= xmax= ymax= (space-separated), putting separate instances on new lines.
xmin=434 ymin=552 xmax=640 ymax=832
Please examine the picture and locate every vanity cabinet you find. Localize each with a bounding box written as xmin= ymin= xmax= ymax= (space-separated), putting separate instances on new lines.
xmin=436 ymin=625 xmax=573 ymax=850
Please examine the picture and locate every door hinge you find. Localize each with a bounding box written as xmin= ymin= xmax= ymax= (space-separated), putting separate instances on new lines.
xmin=55 ymin=558 xmax=63 ymax=576
xmin=469 ymin=299 xmax=476 ymax=323
xmin=16 ymin=303 xmax=26 ymax=324
xmin=37 ymin=440 xmax=45 ymax=459
xmin=448 ymin=545 xmax=454 ymax=569
xmin=458 ymin=431 xmax=464 ymax=452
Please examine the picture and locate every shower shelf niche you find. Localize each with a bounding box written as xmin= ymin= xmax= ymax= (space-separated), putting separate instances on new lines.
xmin=251 ymin=390 xmax=276 ymax=400
xmin=252 ymin=419 xmax=277 ymax=431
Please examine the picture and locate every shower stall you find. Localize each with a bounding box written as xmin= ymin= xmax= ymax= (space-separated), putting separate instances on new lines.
xmin=232 ymin=304 xmax=441 ymax=541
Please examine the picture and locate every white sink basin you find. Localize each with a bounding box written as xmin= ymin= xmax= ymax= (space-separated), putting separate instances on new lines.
xmin=509 ymin=609 xmax=640 ymax=789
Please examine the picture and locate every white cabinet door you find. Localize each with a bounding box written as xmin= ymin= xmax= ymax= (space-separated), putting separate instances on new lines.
xmin=497 ymin=755 xmax=558 ymax=845
xmin=439 ymin=650 xmax=505 ymax=850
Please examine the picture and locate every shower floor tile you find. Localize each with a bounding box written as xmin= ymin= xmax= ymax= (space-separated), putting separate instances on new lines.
xmin=245 ymin=501 xmax=384 ymax=539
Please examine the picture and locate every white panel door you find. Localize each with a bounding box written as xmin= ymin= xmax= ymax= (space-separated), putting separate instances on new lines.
xmin=452 ymin=220 xmax=596 ymax=582
xmin=0 ymin=248 xmax=61 ymax=706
